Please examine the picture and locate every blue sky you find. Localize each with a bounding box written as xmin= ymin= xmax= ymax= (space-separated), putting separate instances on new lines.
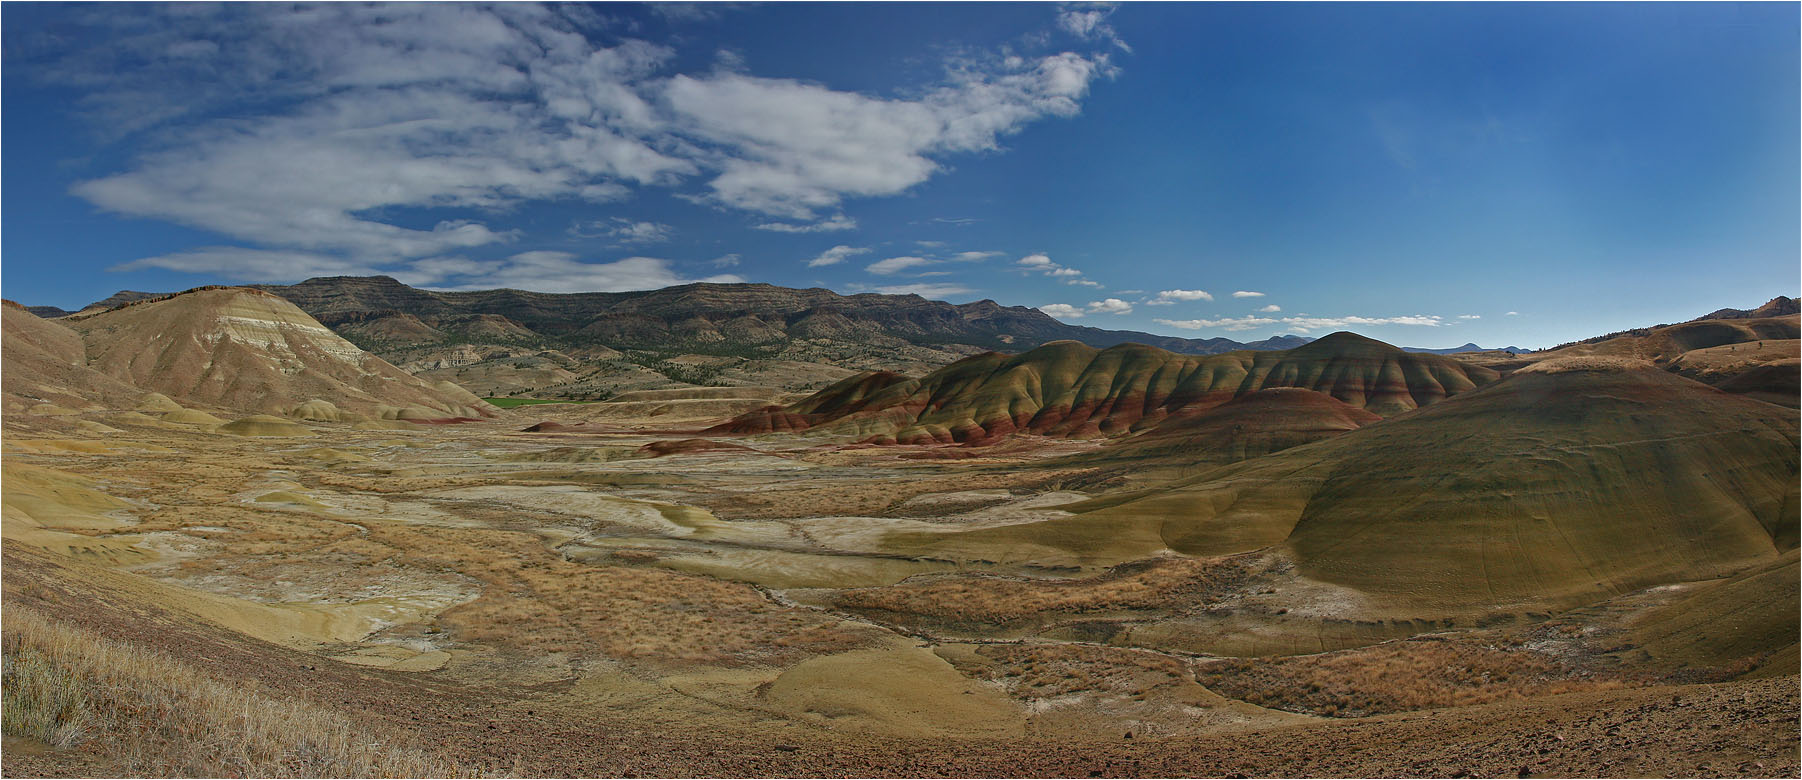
xmin=3 ymin=2 xmax=1796 ymax=349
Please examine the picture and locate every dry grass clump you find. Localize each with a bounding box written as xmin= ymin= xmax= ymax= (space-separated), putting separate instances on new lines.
xmin=0 ymin=606 xmax=469 ymax=777
xmin=973 ymin=644 xmax=1194 ymax=700
xmin=703 ymin=468 xmax=1093 ymax=520
xmin=832 ymin=556 xmax=1253 ymax=627
xmin=1194 ymin=637 xmax=1627 ymax=718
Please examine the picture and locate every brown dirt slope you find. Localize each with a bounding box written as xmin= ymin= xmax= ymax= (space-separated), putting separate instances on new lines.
xmin=1 ymin=302 xmax=141 ymax=412
xmin=710 ymin=332 xmax=1496 ymax=443
xmin=62 ymin=287 xmax=492 ymax=419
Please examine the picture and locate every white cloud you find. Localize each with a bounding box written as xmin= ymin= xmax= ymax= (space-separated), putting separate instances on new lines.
xmin=1039 ymin=303 xmax=1085 ymax=319
xmin=1278 ymin=314 xmax=1444 ymax=332
xmin=1231 ymin=290 xmax=1266 ymax=298
xmin=571 ymin=217 xmax=673 ymax=245
xmin=663 ymin=48 xmax=1115 ymax=218
xmin=1156 ymin=316 xmax=1277 ymax=332
xmin=1057 ymin=3 xmax=1132 ymax=52
xmin=1087 ymin=298 xmax=1132 ymax=315
xmin=866 ymin=255 xmax=937 ymax=275
xmin=1259 ymin=304 xmax=1281 ymax=313
xmin=1014 ymin=251 xmax=1098 ymax=285
xmin=851 ymin=283 xmax=975 ymax=299
xmin=1506 ymin=311 xmax=1520 ymax=316
xmin=807 ymin=244 xmax=870 ymax=267
xmin=710 ymin=253 xmax=742 ymax=268
xmin=40 ymin=4 xmax=1120 ymax=275
xmin=1147 ymin=289 xmax=1212 ymax=305
xmin=111 ymin=247 xmax=385 ymax=282
xmin=1155 ymin=313 xmax=1446 ymax=333
xmin=443 ymin=252 xmax=742 ymax=293
xmin=951 ymin=250 xmax=1002 ymax=262
xmin=916 ymin=240 xmax=948 ymax=248
xmin=1458 ymin=314 xmax=1480 ymax=319
xmin=752 ymin=214 xmax=858 ymax=233
xmin=115 ymin=245 xmax=743 ymax=292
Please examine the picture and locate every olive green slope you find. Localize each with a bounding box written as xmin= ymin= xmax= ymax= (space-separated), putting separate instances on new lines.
xmin=711 ymin=332 xmax=1497 ymax=443
xmin=1279 ymin=360 xmax=1797 ymax=616
xmin=881 ymin=359 xmax=1798 ymax=621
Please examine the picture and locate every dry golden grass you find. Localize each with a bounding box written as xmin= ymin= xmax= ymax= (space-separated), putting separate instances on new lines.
xmin=1194 ymin=637 xmax=1629 ymax=717
xmin=832 ymin=556 xmax=1254 ymax=626
xmin=971 ymin=643 xmax=1195 ymax=700
xmin=702 ymin=468 xmax=1095 ymax=520
xmin=0 ymin=606 xmax=472 ymax=777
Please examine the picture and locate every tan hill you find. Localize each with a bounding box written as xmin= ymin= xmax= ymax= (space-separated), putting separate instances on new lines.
xmin=708 ymin=332 xmax=1498 ymax=444
xmin=885 ymin=359 xmax=1797 ymax=630
xmin=1695 ymin=295 xmax=1799 ymax=321
xmin=1 ymin=301 xmax=141 ymax=412
xmin=60 ymin=287 xmax=492 ymax=420
xmin=1545 ymin=315 xmax=1797 ymax=363
xmin=1470 ymin=312 xmax=1801 ymax=406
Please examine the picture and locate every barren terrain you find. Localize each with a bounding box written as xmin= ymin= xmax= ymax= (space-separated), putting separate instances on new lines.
xmin=2 ymin=294 xmax=1796 ymax=778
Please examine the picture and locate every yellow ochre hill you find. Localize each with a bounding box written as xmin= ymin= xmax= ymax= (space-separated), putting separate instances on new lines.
xmin=58 ymin=287 xmax=493 ymax=422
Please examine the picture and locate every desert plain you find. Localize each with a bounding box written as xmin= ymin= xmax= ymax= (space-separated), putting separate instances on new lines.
xmin=1 ymin=285 xmax=1798 ymax=778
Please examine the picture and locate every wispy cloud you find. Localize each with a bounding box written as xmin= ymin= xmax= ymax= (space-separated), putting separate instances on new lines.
xmin=1156 ymin=313 xmax=1445 ymax=332
xmin=1057 ymin=3 xmax=1132 ymax=52
xmin=866 ymin=255 xmax=937 ymax=275
xmin=115 ymin=245 xmax=742 ymax=293
xmin=752 ymin=214 xmax=859 ymax=233
xmin=1231 ymin=290 xmax=1266 ymax=298
xmin=1146 ymin=289 xmax=1212 ymax=305
xmin=851 ymin=282 xmax=975 ymax=299
xmin=1155 ymin=316 xmax=1276 ymax=332
xmin=807 ymin=244 xmax=870 ymax=267
xmin=1458 ymin=314 xmax=1480 ymax=319
xmin=571 ymin=218 xmax=673 ymax=245
xmin=37 ymin=4 xmax=1120 ymax=279
xmin=111 ymin=247 xmax=386 ymax=282
xmin=439 ymin=252 xmax=743 ymax=293
xmin=951 ymin=250 xmax=1002 ymax=262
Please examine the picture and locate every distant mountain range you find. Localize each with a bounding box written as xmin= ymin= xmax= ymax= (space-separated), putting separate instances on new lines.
xmin=29 ymin=281 xmax=1794 ymax=399
xmin=1401 ymin=343 xmax=1531 ymax=355
xmin=35 ymin=277 xmax=1335 ymax=398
